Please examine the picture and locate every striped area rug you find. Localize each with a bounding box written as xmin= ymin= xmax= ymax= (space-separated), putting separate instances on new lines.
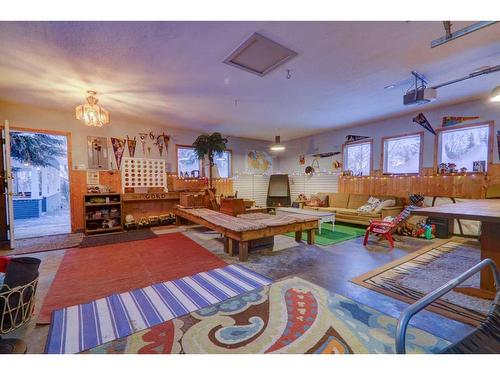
xmin=46 ymin=264 xmax=272 ymax=354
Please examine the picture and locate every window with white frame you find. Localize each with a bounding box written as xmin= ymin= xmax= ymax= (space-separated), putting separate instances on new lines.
xmin=177 ymin=146 xmax=202 ymax=177
xmin=213 ymin=150 xmax=231 ymax=178
xmin=343 ymin=141 xmax=371 ymax=176
xmin=438 ymin=124 xmax=490 ymax=172
xmin=383 ymin=133 xmax=422 ymax=174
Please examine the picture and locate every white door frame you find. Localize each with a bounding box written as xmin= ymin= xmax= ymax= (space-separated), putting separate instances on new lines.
xmin=3 ymin=120 xmax=15 ymax=248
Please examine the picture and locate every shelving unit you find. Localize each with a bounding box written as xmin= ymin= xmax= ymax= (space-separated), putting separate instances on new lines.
xmin=83 ymin=193 xmax=123 ymax=235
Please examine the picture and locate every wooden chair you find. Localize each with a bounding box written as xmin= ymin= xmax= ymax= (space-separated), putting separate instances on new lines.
xmin=363 ymin=206 xmax=413 ymax=248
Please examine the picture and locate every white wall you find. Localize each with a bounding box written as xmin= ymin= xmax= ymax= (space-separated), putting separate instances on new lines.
xmin=0 ymin=100 xmax=273 ymax=174
xmin=277 ymin=98 xmax=500 ymax=173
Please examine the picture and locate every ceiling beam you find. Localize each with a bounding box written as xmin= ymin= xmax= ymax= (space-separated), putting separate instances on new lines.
xmin=431 ymin=21 xmax=497 ymax=48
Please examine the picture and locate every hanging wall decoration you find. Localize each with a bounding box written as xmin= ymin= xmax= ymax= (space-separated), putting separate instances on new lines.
xmin=413 ymin=113 xmax=436 ymax=135
xmin=246 ymin=150 xmax=272 ymax=174
xmin=122 ymin=157 xmax=167 ymax=191
xmin=345 ymin=135 xmax=369 ymax=143
xmin=154 ymin=140 xmax=164 ymax=157
xmin=127 ymin=136 xmax=137 ymax=158
xmin=160 ymin=133 xmax=170 ymax=154
xmin=311 ymin=151 xmax=341 ymax=158
xmin=149 ymin=132 xmax=155 ymax=141
xmin=299 ymin=155 xmax=305 ymax=165
xmin=442 ymin=116 xmax=480 ymax=127
xmin=139 ymin=133 xmax=148 ymax=155
xmin=110 ymin=137 xmax=126 ymax=169
xmin=147 ymin=146 xmax=151 ymax=157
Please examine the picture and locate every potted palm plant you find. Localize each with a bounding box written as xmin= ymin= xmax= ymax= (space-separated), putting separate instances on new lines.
xmin=192 ymin=132 xmax=228 ymax=188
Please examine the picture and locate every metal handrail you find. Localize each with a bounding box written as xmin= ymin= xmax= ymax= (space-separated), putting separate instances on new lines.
xmin=395 ymin=258 xmax=500 ymax=354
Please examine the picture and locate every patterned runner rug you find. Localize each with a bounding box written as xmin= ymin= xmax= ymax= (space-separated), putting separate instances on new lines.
xmin=351 ymin=239 xmax=489 ymax=326
xmin=46 ymin=264 xmax=272 ymax=354
xmin=84 ymin=277 xmax=450 ymax=354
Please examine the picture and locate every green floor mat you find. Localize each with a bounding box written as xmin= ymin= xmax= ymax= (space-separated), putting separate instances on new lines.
xmin=284 ymin=222 xmax=367 ymax=246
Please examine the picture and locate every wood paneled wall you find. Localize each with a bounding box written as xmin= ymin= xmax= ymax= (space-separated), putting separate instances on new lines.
xmin=69 ymin=171 xmax=234 ymax=232
xmin=338 ymin=165 xmax=500 ymax=200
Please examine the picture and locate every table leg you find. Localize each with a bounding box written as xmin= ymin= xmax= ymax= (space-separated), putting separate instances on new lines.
xmin=224 ymin=237 xmax=230 ymax=254
xmin=479 ymin=222 xmax=500 ymax=293
xmin=227 ymin=238 xmax=234 ymax=257
xmin=239 ymin=241 xmax=249 ymax=261
xmin=295 ymin=231 xmax=302 ymax=242
xmin=318 ymin=219 xmax=322 ymax=235
xmin=454 ymin=221 xmax=499 ymax=300
xmin=175 ymin=216 xmax=182 ymax=225
xmin=307 ymin=229 xmax=315 ymax=245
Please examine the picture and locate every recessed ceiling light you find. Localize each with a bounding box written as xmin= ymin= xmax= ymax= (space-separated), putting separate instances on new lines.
xmin=384 ymin=84 xmax=396 ymax=90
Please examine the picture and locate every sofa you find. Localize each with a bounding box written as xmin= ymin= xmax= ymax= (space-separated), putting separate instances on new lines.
xmin=302 ymin=192 xmax=404 ymax=226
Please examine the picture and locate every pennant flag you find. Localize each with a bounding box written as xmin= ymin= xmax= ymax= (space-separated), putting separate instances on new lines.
xmin=126 ymin=136 xmax=137 ymax=158
xmin=345 ymin=135 xmax=370 ymax=143
xmin=154 ymin=140 xmax=164 ymax=156
xmin=442 ymin=116 xmax=480 ymax=127
xmin=139 ymin=133 xmax=148 ymax=155
xmin=312 ymin=151 xmax=341 ymax=158
xmin=110 ymin=138 xmax=125 ymax=169
xmin=413 ymin=113 xmax=436 ymax=135
xmin=161 ymin=133 xmax=170 ymax=154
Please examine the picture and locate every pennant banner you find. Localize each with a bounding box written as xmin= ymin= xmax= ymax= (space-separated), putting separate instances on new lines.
xmin=311 ymin=151 xmax=341 ymax=158
xmin=413 ymin=113 xmax=436 ymax=135
xmin=139 ymin=133 xmax=148 ymax=155
xmin=442 ymin=116 xmax=480 ymax=127
xmin=345 ymin=135 xmax=370 ymax=143
xmin=110 ymin=137 xmax=125 ymax=169
xmin=126 ymin=136 xmax=137 ymax=158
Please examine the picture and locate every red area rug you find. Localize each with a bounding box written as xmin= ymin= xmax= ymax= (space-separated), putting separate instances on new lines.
xmin=38 ymin=232 xmax=226 ymax=324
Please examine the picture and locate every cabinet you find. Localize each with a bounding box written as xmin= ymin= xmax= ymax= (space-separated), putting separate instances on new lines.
xmin=84 ymin=193 xmax=123 ymax=235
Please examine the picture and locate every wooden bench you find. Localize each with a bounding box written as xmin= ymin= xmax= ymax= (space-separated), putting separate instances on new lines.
xmin=174 ymin=207 xmax=319 ymax=261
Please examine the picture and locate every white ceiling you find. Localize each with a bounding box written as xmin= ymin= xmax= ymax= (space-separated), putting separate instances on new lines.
xmin=0 ymin=21 xmax=499 ymax=140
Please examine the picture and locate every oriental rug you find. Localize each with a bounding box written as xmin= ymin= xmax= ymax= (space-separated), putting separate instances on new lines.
xmin=84 ymin=277 xmax=449 ymax=354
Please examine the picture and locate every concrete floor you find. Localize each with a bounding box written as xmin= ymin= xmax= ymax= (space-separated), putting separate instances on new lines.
xmin=4 ymin=226 xmax=474 ymax=353
xmin=14 ymin=208 xmax=71 ymax=239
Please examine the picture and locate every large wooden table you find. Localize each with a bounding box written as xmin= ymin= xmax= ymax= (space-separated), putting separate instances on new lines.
xmin=413 ymin=199 xmax=500 ymax=298
xmin=174 ymin=207 xmax=318 ymax=261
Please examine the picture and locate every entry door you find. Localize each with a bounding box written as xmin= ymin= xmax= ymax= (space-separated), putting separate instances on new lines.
xmin=1 ymin=120 xmax=15 ymax=249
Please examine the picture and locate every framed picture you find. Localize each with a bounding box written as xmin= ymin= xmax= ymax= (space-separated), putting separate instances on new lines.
xmin=472 ymin=160 xmax=486 ymax=172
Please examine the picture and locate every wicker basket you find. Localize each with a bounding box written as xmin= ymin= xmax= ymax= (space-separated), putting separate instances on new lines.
xmin=0 ymin=277 xmax=38 ymax=334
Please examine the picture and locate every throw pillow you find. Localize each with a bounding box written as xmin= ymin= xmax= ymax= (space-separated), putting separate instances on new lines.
xmin=373 ymin=199 xmax=396 ymax=214
xmin=357 ymin=196 xmax=381 ymax=213
xmin=306 ymin=194 xmax=328 ymax=207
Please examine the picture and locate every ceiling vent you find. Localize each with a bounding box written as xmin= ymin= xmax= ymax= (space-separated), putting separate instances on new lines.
xmin=223 ymin=33 xmax=297 ymax=77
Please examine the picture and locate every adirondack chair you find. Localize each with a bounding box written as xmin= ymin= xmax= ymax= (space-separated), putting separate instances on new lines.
xmin=363 ymin=206 xmax=414 ymax=248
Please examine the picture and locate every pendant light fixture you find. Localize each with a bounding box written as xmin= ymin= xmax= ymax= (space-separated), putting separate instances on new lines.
xmin=75 ymin=90 xmax=110 ymax=127
xmin=490 ymin=85 xmax=500 ymax=102
xmin=270 ymin=135 xmax=285 ymax=151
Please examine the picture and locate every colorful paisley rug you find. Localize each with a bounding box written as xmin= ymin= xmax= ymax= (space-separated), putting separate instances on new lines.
xmin=84 ymin=277 xmax=449 ymax=354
